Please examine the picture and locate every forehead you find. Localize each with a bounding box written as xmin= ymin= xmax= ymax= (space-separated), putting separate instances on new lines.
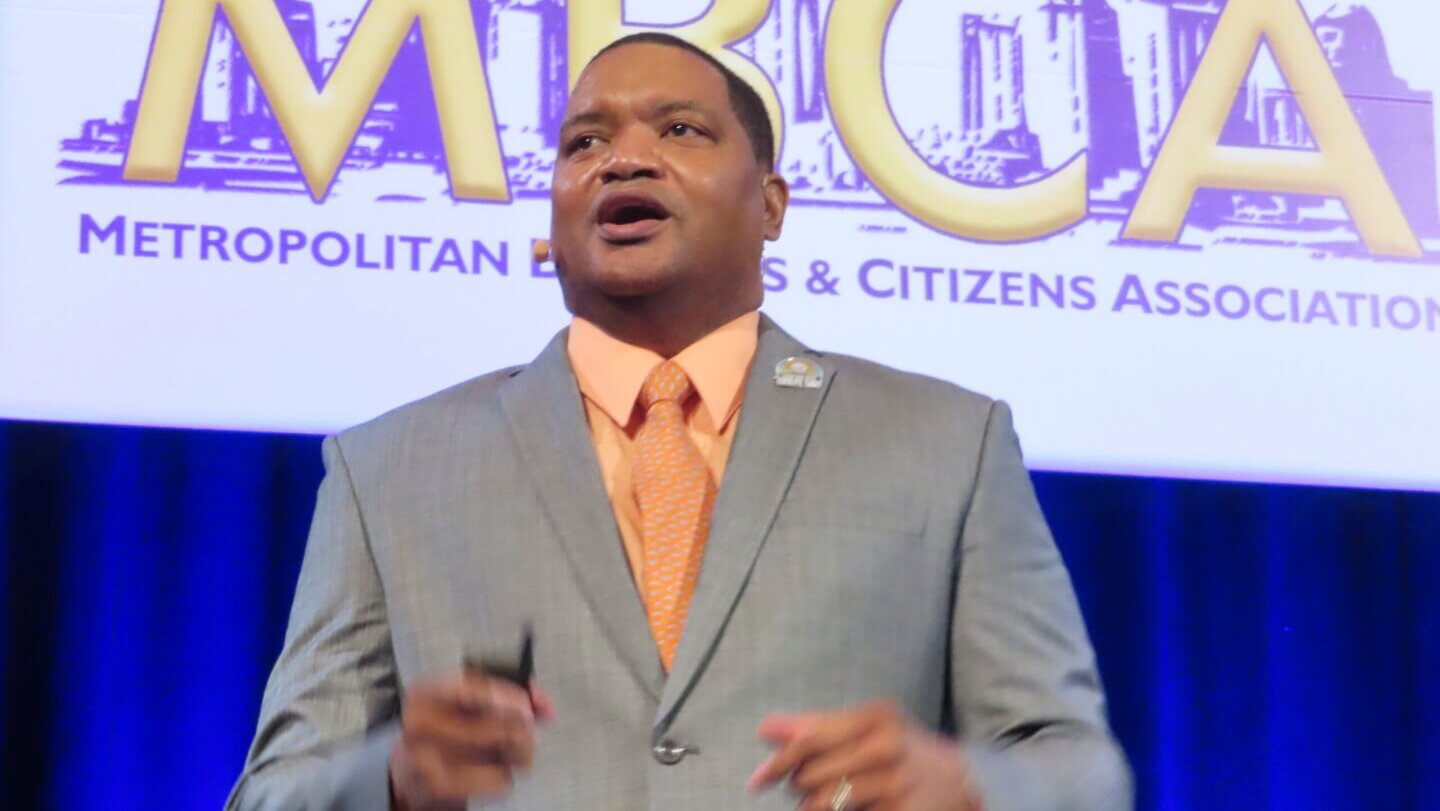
xmin=568 ymin=43 xmax=732 ymax=115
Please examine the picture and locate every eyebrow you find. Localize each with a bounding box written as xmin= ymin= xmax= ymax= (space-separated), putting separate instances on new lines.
xmin=653 ymin=100 xmax=705 ymax=118
xmin=560 ymin=110 xmax=609 ymax=132
xmin=560 ymin=99 xmax=711 ymax=133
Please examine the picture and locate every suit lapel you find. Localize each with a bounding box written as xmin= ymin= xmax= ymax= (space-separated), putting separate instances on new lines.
xmin=655 ymin=316 xmax=834 ymax=728
xmin=498 ymin=331 xmax=664 ymax=701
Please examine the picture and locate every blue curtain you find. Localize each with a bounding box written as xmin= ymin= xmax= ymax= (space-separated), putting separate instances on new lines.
xmin=1 ymin=419 xmax=1437 ymax=810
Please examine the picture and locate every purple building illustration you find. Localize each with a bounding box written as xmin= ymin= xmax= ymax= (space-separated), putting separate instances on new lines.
xmin=1115 ymin=0 xmax=1222 ymax=165
xmin=1025 ymin=0 xmax=1140 ymax=186
xmin=736 ymin=0 xmax=868 ymax=196
xmin=202 ymin=0 xmax=319 ymax=138
xmin=1225 ymin=3 xmax=1440 ymax=235
xmin=952 ymin=15 xmax=1042 ymax=186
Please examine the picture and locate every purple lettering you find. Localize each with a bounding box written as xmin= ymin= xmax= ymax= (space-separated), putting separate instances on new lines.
xmin=1255 ymin=288 xmax=1286 ymax=322
xmin=858 ymin=258 xmax=894 ymax=298
xmin=279 ymin=229 xmax=308 ymax=264
xmin=1153 ymin=281 xmax=1181 ymax=316
xmin=1183 ymin=283 xmax=1211 ymax=317
xmin=998 ymin=272 xmax=1024 ymax=306
xmin=235 ymin=227 xmax=274 ymax=263
xmin=913 ymin=266 xmax=943 ymax=301
xmin=133 ymin=221 xmax=159 ymax=258
xmin=355 ymin=234 xmax=381 ymax=269
xmin=430 ymin=238 xmax=466 ymax=273
xmin=1304 ymin=291 xmax=1339 ymax=325
xmin=1215 ymin=285 xmax=1250 ymax=319
xmin=398 ymin=235 xmax=431 ymax=271
xmin=1111 ymin=274 xmax=1152 ymax=313
xmin=472 ymin=240 xmax=508 ymax=276
xmin=1386 ymin=296 xmax=1420 ymax=330
xmin=1336 ymin=292 xmax=1365 ymax=326
xmin=962 ymin=270 xmax=995 ymax=304
xmin=313 ymin=232 xmax=349 ymax=267
xmin=1030 ymin=274 xmax=1064 ymax=308
xmin=763 ymin=257 xmax=787 ymax=292
xmin=161 ymin=223 xmax=195 ymax=258
xmin=80 ymin=213 xmax=125 ymax=254
xmin=200 ymin=225 xmax=230 ymax=261
xmin=1070 ymin=276 xmax=1097 ymax=311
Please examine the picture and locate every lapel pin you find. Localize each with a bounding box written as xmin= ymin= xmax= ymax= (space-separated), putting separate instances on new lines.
xmin=773 ymin=356 xmax=824 ymax=389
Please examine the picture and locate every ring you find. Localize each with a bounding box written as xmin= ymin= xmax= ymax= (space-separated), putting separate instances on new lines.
xmin=829 ymin=776 xmax=854 ymax=811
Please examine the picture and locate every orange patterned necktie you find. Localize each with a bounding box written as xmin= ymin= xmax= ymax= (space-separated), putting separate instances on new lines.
xmin=632 ymin=360 xmax=717 ymax=671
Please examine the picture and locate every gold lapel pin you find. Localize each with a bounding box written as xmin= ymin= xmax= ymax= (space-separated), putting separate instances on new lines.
xmin=773 ymin=357 xmax=824 ymax=389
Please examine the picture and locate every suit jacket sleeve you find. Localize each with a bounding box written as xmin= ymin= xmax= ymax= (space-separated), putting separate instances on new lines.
xmin=951 ymin=400 xmax=1133 ymax=811
xmin=226 ymin=435 xmax=402 ymax=811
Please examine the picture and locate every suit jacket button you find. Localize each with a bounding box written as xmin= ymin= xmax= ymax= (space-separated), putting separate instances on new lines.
xmin=652 ymin=739 xmax=693 ymax=765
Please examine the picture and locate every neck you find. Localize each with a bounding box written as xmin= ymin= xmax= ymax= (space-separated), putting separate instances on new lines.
xmin=574 ymin=293 xmax=758 ymax=358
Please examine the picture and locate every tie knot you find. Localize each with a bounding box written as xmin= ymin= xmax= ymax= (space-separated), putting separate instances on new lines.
xmin=638 ymin=360 xmax=694 ymax=411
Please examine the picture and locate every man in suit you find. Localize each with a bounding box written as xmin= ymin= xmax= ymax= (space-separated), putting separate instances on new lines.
xmin=228 ymin=33 xmax=1131 ymax=811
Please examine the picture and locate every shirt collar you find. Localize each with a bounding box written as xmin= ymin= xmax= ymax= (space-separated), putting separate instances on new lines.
xmin=567 ymin=311 xmax=760 ymax=429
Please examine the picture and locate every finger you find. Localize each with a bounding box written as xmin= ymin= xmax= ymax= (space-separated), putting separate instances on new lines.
xmin=446 ymin=675 xmax=537 ymax=725
xmin=798 ymin=772 xmax=900 ymax=811
xmin=406 ymin=746 xmax=449 ymax=803
xmin=407 ymin=694 xmax=535 ymax=766
xmin=424 ymin=757 xmax=514 ymax=802
xmin=408 ymin=670 xmax=497 ymax=715
xmin=790 ymin=725 xmax=904 ymax=793
xmin=529 ymin=681 xmax=557 ymax=722
xmin=449 ymin=760 xmax=515 ymax=799
xmin=758 ymin=700 xmax=895 ymax=743
xmin=406 ymin=709 xmax=525 ymax=764
xmin=748 ymin=711 xmax=876 ymax=790
xmin=505 ymin=710 xmax=537 ymax=770
xmin=757 ymin=712 xmax=822 ymax=744
xmin=409 ymin=746 xmax=484 ymax=807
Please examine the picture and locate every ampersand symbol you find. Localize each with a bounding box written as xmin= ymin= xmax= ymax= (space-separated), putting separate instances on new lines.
xmin=806 ymin=260 xmax=840 ymax=295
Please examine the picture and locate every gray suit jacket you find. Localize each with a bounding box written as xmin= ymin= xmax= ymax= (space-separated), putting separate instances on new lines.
xmin=228 ymin=316 xmax=1131 ymax=811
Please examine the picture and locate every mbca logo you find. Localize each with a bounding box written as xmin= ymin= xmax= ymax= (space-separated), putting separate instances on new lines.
xmin=58 ymin=0 xmax=1438 ymax=258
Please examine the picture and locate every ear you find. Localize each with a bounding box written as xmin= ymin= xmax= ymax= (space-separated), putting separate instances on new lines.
xmin=544 ymin=231 xmax=567 ymax=276
xmin=761 ymin=171 xmax=789 ymax=242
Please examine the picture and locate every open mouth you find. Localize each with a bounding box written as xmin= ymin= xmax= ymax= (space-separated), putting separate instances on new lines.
xmin=596 ymin=191 xmax=672 ymax=243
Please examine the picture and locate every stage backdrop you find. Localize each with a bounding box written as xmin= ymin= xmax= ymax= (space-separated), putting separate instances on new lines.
xmin=1 ymin=0 xmax=1438 ymax=491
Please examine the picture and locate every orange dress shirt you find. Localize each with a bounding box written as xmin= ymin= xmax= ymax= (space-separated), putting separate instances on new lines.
xmin=566 ymin=311 xmax=759 ymax=586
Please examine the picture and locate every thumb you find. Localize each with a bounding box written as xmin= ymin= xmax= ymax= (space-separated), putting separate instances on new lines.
xmin=529 ymin=681 xmax=557 ymax=722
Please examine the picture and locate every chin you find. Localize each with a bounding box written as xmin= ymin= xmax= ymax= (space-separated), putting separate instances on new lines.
xmin=588 ymin=254 xmax=682 ymax=299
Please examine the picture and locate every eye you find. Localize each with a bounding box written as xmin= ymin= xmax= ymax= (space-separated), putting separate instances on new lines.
xmin=566 ymin=134 xmax=601 ymax=155
xmin=666 ymin=121 xmax=702 ymax=138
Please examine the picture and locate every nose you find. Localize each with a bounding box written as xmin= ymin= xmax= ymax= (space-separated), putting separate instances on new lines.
xmin=601 ymin=126 xmax=662 ymax=184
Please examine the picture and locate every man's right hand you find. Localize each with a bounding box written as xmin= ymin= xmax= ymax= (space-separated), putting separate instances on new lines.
xmin=389 ymin=670 xmax=556 ymax=811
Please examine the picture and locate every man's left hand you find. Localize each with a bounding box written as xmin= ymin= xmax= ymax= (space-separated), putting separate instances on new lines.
xmin=747 ymin=700 xmax=981 ymax=811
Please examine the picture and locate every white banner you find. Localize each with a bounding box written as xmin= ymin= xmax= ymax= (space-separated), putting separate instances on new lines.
xmin=1 ymin=0 xmax=1437 ymax=491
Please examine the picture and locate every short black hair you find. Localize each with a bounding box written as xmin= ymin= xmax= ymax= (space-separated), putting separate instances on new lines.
xmin=590 ymin=32 xmax=776 ymax=170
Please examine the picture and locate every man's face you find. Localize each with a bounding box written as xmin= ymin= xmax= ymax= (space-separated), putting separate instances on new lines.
xmin=549 ymin=43 xmax=785 ymax=316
